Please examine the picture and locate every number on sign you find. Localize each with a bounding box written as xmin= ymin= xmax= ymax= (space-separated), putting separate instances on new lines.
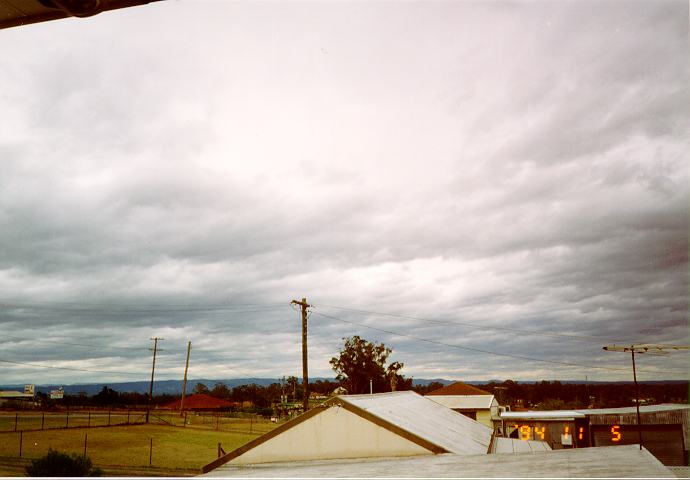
xmin=611 ymin=425 xmax=621 ymax=442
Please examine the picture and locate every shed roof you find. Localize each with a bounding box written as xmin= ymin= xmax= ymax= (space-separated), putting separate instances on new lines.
xmin=501 ymin=410 xmax=586 ymax=421
xmin=336 ymin=391 xmax=493 ymax=455
xmin=490 ymin=437 xmax=551 ymax=454
xmin=426 ymin=394 xmax=496 ymax=410
xmin=575 ymin=403 xmax=690 ymax=415
xmin=203 ymin=445 xmax=672 ymax=478
xmin=500 ymin=403 xmax=690 ymax=421
xmin=202 ymin=391 xmax=493 ymax=473
xmin=426 ymin=381 xmax=490 ymax=396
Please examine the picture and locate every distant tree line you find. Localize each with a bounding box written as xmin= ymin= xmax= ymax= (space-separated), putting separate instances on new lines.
xmin=416 ymin=380 xmax=689 ymax=409
xmin=20 ymin=378 xmax=688 ymax=412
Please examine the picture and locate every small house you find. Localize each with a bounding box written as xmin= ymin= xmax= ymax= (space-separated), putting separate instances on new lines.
xmin=425 ymin=381 xmax=500 ymax=428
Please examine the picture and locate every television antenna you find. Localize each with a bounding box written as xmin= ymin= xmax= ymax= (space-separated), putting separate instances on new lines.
xmin=602 ymin=344 xmax=690 ymax=450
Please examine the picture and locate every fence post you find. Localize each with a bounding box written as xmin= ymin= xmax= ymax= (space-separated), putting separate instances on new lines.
xmin=83 ymin=433 xmax=88 ymax=458
xmin=183 ymin=411 xmax=187 ymax=427
xmin=14 ymin=413 xmax=18 ymax=432
xmin=88 ymin=411 xmax=91 ymax=428
xmin=149 ymin=437 xmax=153 ymax=466
xmin=19 ymin=431 xmax=23 ymax=458
xmin=41 ymin=412 xmax=45 ymax=430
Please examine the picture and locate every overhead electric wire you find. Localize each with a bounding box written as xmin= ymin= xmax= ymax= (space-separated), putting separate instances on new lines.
xmin=312 ymin=311 xmax=688 ymax=376
xmin=2 ymin=334 xmax=149 ymax=351
xmin=315 ymin=303 xmax=633 ymax=344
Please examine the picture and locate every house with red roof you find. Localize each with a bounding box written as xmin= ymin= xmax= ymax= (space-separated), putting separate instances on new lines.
xmin=163 ymin=393 xmax=238 ymax=411
xmin=425 ymin=382 xmax=500 ymax=429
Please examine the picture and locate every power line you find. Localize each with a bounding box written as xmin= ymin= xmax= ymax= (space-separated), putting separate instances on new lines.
xmin=2 ymin=334 xmax=149 ymax=351
xmin=312 ymin=311 xmax=688 ymax=376
xmin=314 ymin=304 xmax=637 ymax=345
xmin=0 ymin=298 xmax=287 ymax=309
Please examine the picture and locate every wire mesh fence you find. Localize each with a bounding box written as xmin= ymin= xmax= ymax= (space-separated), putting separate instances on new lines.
xmin=0 ymin=409 xmax=275 ymax=435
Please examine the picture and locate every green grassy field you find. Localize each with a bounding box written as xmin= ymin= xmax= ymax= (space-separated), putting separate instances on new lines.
xmin=0 ymin=422 xmax=277 ymax=476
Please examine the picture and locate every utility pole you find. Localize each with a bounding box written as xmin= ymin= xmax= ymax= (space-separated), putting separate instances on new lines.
xmin=291 ymin=298 xmax=310 ymax=413
xmin=147 ymin=337 xmax=164 ymax=423
xmin=180 ymin=341 xmax=192 ymax=415
xmin=603 ymin=343 xmax=689 ymax=451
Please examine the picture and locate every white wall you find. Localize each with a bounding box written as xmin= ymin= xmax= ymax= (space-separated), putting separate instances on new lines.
xmin=231 ymin=406 xmax=432 ymax=465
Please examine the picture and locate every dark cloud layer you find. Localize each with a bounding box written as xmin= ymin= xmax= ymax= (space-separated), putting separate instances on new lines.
xmin=0 ymin=1 xmax=687 ymax=385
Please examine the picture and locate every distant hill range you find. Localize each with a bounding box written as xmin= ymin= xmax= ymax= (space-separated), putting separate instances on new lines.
xmin=1 ymin=378 xmax=686 ymax=396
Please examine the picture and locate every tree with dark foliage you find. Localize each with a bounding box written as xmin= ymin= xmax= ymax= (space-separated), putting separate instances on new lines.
xmin=330 ymin=336 xmax=411 ymax=394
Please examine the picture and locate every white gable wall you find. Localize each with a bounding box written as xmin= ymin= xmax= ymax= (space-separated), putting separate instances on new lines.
xmin=230 ymin=405 xmax=432 ymax=465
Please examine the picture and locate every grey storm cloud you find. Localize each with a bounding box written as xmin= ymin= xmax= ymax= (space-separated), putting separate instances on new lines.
xmin=0 ymin=0 xmax=687 ymax=385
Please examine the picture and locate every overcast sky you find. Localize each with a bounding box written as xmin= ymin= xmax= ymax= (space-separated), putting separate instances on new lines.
xmin=0 ymin=0 xmax=688 ymax=387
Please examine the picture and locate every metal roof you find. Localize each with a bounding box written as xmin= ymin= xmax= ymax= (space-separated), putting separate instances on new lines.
xmin=491 ymin=437 xmax=551 ymax=454
xmin=337 ymin=391 xmax=493 ymax=455
xmin=500 ymin=403 xmax=690 ymax=421
xmin=501 ymin=410 xmax=586 ymax=420
xmin=575 ymin=403 xmax=690 ymax=415
xmin=202 ymin=391 xmax=494 ymax=473
xmin=426 ymin=394 xmax=496 ymax=410
xmin=203 ymin=445 xmax=672 ymax=478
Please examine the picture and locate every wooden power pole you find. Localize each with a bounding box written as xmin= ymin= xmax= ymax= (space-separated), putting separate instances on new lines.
xmin=291 ymin=298 xmax=310 ymax=413
xmin=147 ymin=337 xmax=163 ymax=423
xmin=180 ymin=341 xmax=192 ymax=415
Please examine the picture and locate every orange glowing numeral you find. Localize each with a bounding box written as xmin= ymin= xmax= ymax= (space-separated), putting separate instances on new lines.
xmin=534 ymin=426 xmax=545 ymax=440
xmin=564 ymin=426 xmax=570 ymax=435
xmin=578 ymin=427 xmax=584 ymax=440
xmin=611 ymin=425 xmax=621 ymax=442
xmin=519 ymin=425 xmax=531 ymax=441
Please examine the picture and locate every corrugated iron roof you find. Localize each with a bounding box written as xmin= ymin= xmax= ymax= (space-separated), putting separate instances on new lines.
xmin=203 ymin=445 xmax=672 ymax=478
xmin=501 ymin=410 xmax=586 ymax=420
xmin=575 ymin=403 xmax=690 ymax=415
xmin=426 ymin=381 xmax=490 ymax=396
xmin=491 ymin=437 xmax=551 ymax=454
xmin=337 ymin=391 xmax=493 ymax=455
xmin=500 ymin=403 xmax=690 ymax=421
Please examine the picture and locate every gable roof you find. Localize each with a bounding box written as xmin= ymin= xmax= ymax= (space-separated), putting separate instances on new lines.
xmin=202 ymin=391 xmax=493 ymax=473
xmin=426 ymin=381 xmax=490 ymax=396
xmin=163 ymin=393 xmax=236 ymax=410
xmin=336 ymin=391 xmax=493 ymax=455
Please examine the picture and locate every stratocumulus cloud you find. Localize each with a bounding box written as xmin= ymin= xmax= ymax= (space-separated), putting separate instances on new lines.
xmin=0 ymin=0 xmax=687 ymax=385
